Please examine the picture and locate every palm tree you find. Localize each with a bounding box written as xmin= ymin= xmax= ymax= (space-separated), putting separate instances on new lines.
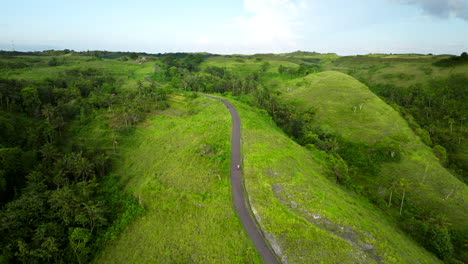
xmin=387 ymin=180 xmax=399 ymax=208
xmin=40 ymin=143 xmax=58 ymax=166
xmin=399 ymin=178 xmax=409 ymax=216
xmin=41 ymin=104 xmax=55 ymax=124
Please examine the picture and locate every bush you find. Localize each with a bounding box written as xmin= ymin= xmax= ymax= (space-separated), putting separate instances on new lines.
xmin=416 ymin=128 xmax=432 ymax=146
xmin=422 ymin=223 xmax=454 ymax=260
xmin=433 ymin=145 xmax=448 ymax=165
xmin=327 ymin=154 xmax=350 ymax=185
xmin=373 ymin=138 xmax=402 ymax=162
xmin=337 ymin=141 xmax=380 ymax=176
xmin=404 ymin=218 xmax=454 ymax=261
xmin=433 ymin=52 xmax=468 ymax=67
xmin=48 ymin=58 xmax=59 ymax=66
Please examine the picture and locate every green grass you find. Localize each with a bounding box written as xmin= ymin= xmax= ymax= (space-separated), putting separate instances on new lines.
xmin=202 ymin=55 xmax=301 ymax=75
xmin=97 ymin=91 xmax=441 ymax=263
xmin=202 ymin=55 xmax=322 ymax=89
xmin=224 ymin=98 xmax=441 ymax=263
xmin=95 ymin=95 xmax=261 ymax=263
xmin=1 ymin=55 xmax=155 ymax=90
xmin=330 ymin=54 xmax=468 ymax=88
xmin=284 ymin=71 xmax=417 ymax=144
xmin=282 ymin=71 xmax=467 ymax=232
xmin=6 ymin=53 xmax=462 ymax=263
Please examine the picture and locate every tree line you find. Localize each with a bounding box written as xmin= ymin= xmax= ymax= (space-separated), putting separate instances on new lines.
xmin=433 ymin=52 xmax=468 ymax=67
xmin=365 ymin=73 xmax=468 ymax=184
xmin=0 ymin=64 xmax=168 ymax=263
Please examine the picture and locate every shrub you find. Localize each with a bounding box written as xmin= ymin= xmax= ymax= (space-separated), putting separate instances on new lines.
xmin=421 ymin=223 xmax=454 ymax=260
xmin=433 ymin=52 xmax=468 ymax=67
xmin=48 ymin=58 xmax=59 ymax=66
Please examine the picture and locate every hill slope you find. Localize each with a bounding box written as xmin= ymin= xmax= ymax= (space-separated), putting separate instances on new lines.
xmin=96 ymin=93 xmax=440 ymax=263
xmin=233 ymin=99 xmax=440 ymax=263
xmin=328 ymin=55 xmax=468 ymax=184
xmin=282 ymin=71 xmax=467 ymax=259
xmin=96 ymin=95 xmax=262 ymax=263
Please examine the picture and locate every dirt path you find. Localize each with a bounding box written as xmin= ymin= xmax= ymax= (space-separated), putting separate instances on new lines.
xmin=204 ymin=95 xmax=280 ymax=264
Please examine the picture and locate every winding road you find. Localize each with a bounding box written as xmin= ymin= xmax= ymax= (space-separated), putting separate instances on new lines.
xmin=143 ymin=65 xmax=161 ymax=87
xmin=143 ymin=64 xmax=279 ymax=263
xmin=204 ymin=95 xmax=280 ymax=264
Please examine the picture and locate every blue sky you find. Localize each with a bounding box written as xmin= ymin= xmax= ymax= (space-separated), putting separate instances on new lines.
xmin=1 ymin=0 xmax=467 ymax=55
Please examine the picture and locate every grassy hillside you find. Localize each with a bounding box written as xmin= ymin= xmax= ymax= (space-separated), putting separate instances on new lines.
xmin=97 ymin=93 xmax=440 ymax=263
xmin=281 ymin=71 xmax=467 ymax=257
xmin=4 ymin=52 xmax=460 ymax=263
xmin=144 ymin=52 xmax=467 ymax=262
xmin=329 ymin=54 xmax=468 ymax=185
xmin=282 ymin=71 xmax=417 ymax=143
xmin=96 ymin=95 xmax=261 ymax=263
xmin=155 ymin=53 xmax=466 ymax=261
xmin=330 ymin=54 xmax=468 ymax=88
xmin=231 ymin=98 xmax=440 ymax=263
xmin=202 ymin=55 xmax=299 ymax=75
xmin=1 ymin=54 xmax=155 ymax=92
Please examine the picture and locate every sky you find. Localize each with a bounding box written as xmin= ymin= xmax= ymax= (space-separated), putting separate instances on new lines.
xmin=1 ymin=0 xmax=467 ymax=55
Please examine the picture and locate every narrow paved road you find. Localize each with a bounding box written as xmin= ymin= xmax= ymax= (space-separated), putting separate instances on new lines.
xmin=143 ymin=65 xmax=161 ymax=87
xmin=204 ymin=95 xmax=280 ymax=264
xmin=143 ymin=65 xmax=279 ymax=263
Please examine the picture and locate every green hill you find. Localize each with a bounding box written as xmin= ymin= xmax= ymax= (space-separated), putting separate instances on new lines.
xmin=329 ymin=55 xmax=468 ymax=184
xmin=96 ymin=95 xmax=262 ymax=263
xmin=283 ymin=71 xmax=417 ymax=143
xmin=282 ymin=71 xmax=467 ymax=260
xmin=98 ymin=94 xmax=441 ymax=263
xmin=3 ymin=53 xmax=464 ymax=263
xmin=330 ymin=54 xmax=468 ymax=88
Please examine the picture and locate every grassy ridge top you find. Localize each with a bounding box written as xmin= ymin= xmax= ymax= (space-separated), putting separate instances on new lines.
xmin=331 ymin=54 xmax=468 ymax=88
xmin=285 ymin=71 xmax=417 ymax=144
xmin=283 ymin=71 xmax=467 ymax=231
xmin=96 ymin=92 xmax=439 ymax=263
xmin=96 ymin=96 xmax=261 ymax=263
xmin=231 ymin=98 xmax=440 ymax=263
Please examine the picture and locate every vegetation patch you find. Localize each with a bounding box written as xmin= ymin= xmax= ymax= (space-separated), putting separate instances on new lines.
xmin=96 ymin=96 xmax=261 ymax=263
xmin=229 ymin=98 xmax=440 ymax=263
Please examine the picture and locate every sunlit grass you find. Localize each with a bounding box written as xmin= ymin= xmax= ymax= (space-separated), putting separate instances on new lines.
xmin=226 ymin=98 xmax=441 ymax=263
xmin=281 ymin=71 xmax=467 ymax=232
xmin=96 ymin=96 xmax=261 ymax=263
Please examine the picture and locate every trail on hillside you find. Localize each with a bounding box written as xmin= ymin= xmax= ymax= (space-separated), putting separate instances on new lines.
xmin=143 ymin=64 xmax=161 ymax=87
xmin=142 ymin=65 xmax=279 ymax=263
xmin=204 ymin=95 xmax=280 ymax=264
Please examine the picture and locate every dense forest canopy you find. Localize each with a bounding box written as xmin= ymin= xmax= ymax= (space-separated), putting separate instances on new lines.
xmin=0 ymin=55 xmax=168 ymax=263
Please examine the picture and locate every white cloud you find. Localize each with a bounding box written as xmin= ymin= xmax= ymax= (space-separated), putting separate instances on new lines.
xmin=193 ymin=0 xmax=307 ymax=54
xmin=391 ymin=0 xmax=468 ymax=20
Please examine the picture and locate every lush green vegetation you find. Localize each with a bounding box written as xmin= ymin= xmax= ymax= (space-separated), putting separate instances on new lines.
xmin=0 ymin=54 xmax=168 ymax=263
xmin=174 ymin=54 xmax=466 ymax=262
xmin=367 ymin=74 xmax=468 ymax=181
xmin=1 ymin=50 xmax=466 ymax=264
xmin=277 ymin=71 xmax=467 ymax=262
xmin=330 ymin=53 xmax=467 ymax=185
xmin=233 ymin=97 xmax=440 ymax=263
xmin=433 ymin=52 xmax=468 ymax=67
xmin=96 ymin=95 xmax=261 ymax=263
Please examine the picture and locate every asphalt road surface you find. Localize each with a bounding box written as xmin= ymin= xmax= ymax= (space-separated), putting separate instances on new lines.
xmin=204 ymin=95 xmax=280 ymax=264
xmin=143 ymin=63 xmax=279 ymax=263
xmin=143 ymin=65 xmax=161 ymax=87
